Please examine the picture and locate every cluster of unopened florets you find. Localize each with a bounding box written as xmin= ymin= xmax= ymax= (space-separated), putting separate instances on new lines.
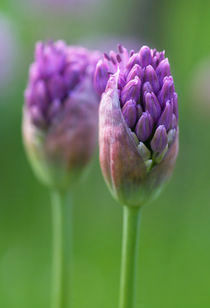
xmin=25 ymin=41 xmax=99 ymax=129
xmin=94 ymin=45 xmax=178 ymax=169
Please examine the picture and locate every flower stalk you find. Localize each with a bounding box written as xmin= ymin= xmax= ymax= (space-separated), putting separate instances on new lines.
xmin=51 ymin=190 xmax=72 ymax=308
xmin=119 ymin=206 xmax=141 ymax=308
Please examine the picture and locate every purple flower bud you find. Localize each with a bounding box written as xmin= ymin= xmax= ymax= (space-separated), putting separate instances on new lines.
xmin=126 ymin=54 xmax=141 ymax=72
xmin=23 ymin=40 xmax=100 ymax=190
xmin=158 ymin=76 xmax=174 ymax=108
xmin=135 ymin=112 xmax=153 ymax=142
xmin=121 ymin=76 xmax=141 ymax=105
xmin=63 ymin=65 xmax=81 ymax=90
xmin=145 ymin=92 xmax=161 ymax=122
xmin=99 ymin=71 xmax=178 ymax=207
xmin=35 ymin=41 xmax=66 ymax=78
xmin=126 ymin=64 xmax=143 ymax=83
xmin=97 ymin=44 xmax=179 ymax=207
xmin=122 ymin=100 xmax=137 ymax=129
xmin=32 ymin=80 xmax=49 ymax=111
xmin=139 ymin=45 xmax=152 ymax=67
xmin=48 ymin=99 xmax=62 ymax=121
xmin=94 ymin=59 xmax=109 ymax=95
xmin=151 ymin=125 xmax=168 ymax=153
xmin=48 ymin=74 xmax=67 ymax=100
xmin=144 ymin=65 xmax=160 ymax=93
xmin=156 ymin=58 xmax=171 ymax=85
xmin=158 ymin=101 xmax=173 ymax=130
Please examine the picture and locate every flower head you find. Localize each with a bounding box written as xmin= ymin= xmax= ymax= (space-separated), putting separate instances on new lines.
xmin=23 ymin=41 xmax=100 ymax=191
xmin=95 ymin=45 xmax=179 ymax=207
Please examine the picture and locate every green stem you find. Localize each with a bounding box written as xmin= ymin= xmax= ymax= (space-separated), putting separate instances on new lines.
xmin=119 ymin=206 xmax=141 ymax=308
xmin=51 ymin=190 xmax=72 ymax=308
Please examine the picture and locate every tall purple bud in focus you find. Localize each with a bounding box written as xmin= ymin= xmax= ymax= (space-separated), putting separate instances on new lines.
xmin=95 ymin=45 xmax=179 ymax=308
xmin=23 ymin=41 xmax=100 ymax=191
xmin=95 ymin=45 xmax=179 ymax=207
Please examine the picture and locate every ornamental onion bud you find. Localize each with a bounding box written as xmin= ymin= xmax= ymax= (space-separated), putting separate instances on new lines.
xmin=23 ymin=40 xmax=100 ymax=191
xmin=95 ymin=45 xmax=179 ymax=207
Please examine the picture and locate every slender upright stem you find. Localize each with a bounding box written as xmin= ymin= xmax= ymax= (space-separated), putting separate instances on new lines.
xmin=51 ymin=190 xmax=72 ymax=308
xmin=119 ymin=206 xmax=141 ymax=308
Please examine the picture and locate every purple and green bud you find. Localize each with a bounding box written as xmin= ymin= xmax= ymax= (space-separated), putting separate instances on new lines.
xmin=96 ymin=45 xmax=179 ymax=207
xmin=23 ymin=40 xmax=100 ymax=191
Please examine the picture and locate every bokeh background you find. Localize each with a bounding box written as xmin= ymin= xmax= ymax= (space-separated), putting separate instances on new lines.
xmin=1 ymin=0 xmax=210 ymax=307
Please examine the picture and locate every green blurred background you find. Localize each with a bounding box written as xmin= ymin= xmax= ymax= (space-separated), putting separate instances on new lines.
xmin=1 ymin=0 xmax=210 ymax=307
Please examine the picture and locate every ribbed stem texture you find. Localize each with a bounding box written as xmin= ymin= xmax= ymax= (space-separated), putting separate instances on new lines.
xmin=119 ymin=206 xmax=141 ymax=308
xmin=51 ymin=190 xmax=72 ymax=308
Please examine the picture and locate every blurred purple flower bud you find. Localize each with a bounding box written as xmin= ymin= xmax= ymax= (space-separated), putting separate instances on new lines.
xmin=48 ymin=74 xmax=67 ymax=100
xmin=30 ymin=105 xmax=46 ymax=128
xmin=33 ymin=80 xmax=49 ymax=112
xmin=97 ymin=44 xmax=179 ymax=207
xmin=23 ymin=40 xmax=101 ymax=190
xmin=94 ymin=59 xmax=109 ymax=95
xmin=48 ymin=99 xmax=62 ymax=120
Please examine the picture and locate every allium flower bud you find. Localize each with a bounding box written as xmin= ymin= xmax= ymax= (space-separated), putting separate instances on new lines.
xmin=23 ymin=41 xmax=100 ymax=191
xmin=95 ymin=45 xmax=179 ymax=207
